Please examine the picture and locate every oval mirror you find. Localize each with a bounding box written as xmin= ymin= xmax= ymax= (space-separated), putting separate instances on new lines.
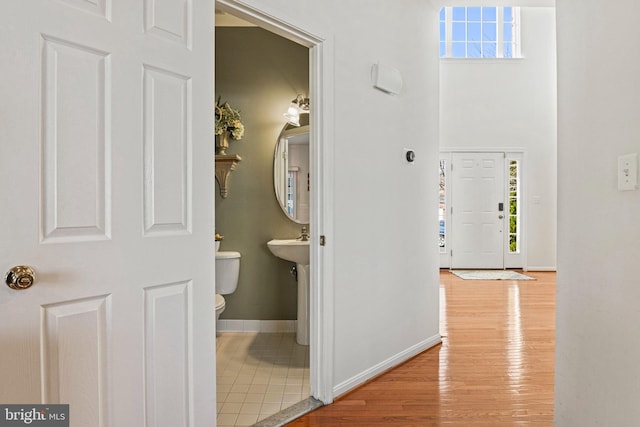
xmin=274 ymin=123 xmax=310 ymax=224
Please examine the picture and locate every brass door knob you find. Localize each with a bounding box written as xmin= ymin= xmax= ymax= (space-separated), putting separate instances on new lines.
xmin=5 ymin=266 xmax=36 ymax=290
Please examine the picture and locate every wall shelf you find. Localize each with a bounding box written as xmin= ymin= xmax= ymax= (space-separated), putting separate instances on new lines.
xmin=215 ymin=154 xmax=242 ymax=198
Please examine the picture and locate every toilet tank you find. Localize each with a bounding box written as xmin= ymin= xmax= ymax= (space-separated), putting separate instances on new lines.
xmin=215 ymin=251 xmax=241 ymax=295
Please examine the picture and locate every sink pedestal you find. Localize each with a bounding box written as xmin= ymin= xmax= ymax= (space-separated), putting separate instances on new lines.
xmin=266 ymin=239 xmax=310 ymax=346
xmin=296 ymin=263 xmax=310 ymax=345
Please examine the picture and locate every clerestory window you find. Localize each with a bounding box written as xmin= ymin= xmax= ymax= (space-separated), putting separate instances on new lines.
xmin=439 ymin=7 xmax=521 ymax=59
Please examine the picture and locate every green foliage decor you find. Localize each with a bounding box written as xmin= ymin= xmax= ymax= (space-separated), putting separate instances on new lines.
xmin=215 ymin=97 xmax=245 ymax=140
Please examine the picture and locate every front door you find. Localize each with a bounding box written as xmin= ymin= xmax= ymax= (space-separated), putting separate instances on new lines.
xmin=0 ymin=2 xmax=215 ymax=426
xmin=450 ymin=152 xmax=505 ymax=269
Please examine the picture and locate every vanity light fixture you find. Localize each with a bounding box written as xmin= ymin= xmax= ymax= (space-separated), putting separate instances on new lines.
xmin=284 ymin=94 xmax=310 ymax=127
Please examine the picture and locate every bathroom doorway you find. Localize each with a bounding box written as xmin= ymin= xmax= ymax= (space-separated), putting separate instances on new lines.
xmin=214 ymin=2 xmax=330 ymax=424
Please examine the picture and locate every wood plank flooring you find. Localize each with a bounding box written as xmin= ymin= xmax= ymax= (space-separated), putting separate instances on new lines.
xmin=287 ymin=270 xmax=556 ymax=426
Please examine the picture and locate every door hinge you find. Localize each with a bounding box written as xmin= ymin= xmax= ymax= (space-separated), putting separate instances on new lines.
xmin=320 ymin=235 xmax=326 ymax=246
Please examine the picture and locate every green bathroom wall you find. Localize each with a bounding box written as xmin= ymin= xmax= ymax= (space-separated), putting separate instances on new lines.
xmin=215 ymin=27 xmax=309 ymax=320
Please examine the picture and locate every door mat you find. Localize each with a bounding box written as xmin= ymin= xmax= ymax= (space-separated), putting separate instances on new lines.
xmin=451 ymin=270 xmax=535 ymax=281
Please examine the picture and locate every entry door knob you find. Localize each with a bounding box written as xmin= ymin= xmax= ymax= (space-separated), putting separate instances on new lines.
xmin=5 ymin=266 xmax=36 ymax=290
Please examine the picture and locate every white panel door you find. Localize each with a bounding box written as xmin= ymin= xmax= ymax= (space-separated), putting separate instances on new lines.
xmin=450 ymin=153 xmax=505 ymax=269
xmin=0 ymin=1 xmax=215 ymax=427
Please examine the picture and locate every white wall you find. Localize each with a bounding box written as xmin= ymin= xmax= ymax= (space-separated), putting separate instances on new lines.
xmin=555 ymin=0 xmax=640 ymax=424
xmin=439 ymin=7 xmax=557 ymax=270
xmin=223 ymin=0 xmax=441 ymax=397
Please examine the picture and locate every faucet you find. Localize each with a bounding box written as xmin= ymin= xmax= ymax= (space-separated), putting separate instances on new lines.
xmin=298 ymin=226 xmax=310 ymax=241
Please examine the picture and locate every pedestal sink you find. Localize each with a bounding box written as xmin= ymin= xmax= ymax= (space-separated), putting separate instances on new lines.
xmin=267 ymin=239 xmax=310 ymax=345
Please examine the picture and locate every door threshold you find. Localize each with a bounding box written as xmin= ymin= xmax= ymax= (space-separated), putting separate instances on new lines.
xmin=252 ymin=397 xmax=323 ymax=427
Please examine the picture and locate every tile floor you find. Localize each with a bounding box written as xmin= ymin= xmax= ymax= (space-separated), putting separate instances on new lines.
xmin=216 ymin=332 xmax=310 ymax=427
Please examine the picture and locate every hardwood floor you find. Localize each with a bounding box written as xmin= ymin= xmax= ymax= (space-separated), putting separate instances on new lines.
xmin=287 ymin=270 xmax=556 ymax=426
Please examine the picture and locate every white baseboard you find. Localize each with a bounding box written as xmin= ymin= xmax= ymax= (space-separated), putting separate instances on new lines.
xmin=524 ymin=266 xmax=557 ymax=272
xmin=332 ymin=334 xmax=442 ymax=398
xmin=216 ymin=319 xmax=296 ymax=333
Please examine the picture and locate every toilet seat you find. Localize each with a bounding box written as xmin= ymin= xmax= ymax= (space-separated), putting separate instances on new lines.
xmin=215 ymin=294 xmax=225 ymax=311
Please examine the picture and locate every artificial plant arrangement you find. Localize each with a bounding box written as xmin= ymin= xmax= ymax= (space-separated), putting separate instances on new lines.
xmin=215 ymin=97 xmax=244 ymax=155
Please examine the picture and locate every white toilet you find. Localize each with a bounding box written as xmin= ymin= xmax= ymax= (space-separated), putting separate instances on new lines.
xmin=215 ymin=250 xmax=241 ymax=321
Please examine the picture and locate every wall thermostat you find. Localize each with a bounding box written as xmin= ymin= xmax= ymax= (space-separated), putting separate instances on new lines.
xmin=404 ymin=148 xmax=415 ymax=164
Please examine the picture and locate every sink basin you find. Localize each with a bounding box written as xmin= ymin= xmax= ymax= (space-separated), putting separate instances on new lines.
xmin=267 ymin=239 xmax=310 ymax=265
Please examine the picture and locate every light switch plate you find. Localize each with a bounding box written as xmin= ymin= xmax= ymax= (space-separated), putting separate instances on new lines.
xmin=618 ymin=153 xmax=638 ymax=191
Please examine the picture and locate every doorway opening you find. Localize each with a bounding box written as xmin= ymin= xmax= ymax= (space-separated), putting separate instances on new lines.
xmin=214 ymin=1 xmax=333 ymax=424
xmin=436 ymin=4 xmax=557 ymax=274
